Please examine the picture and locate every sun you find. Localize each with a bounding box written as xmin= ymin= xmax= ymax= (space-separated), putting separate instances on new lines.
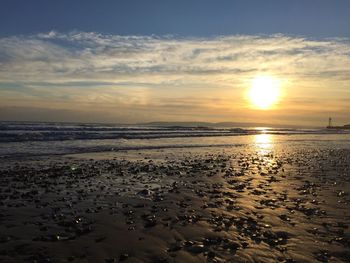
xmin=249 ymin=76 xmax=281 ymax=109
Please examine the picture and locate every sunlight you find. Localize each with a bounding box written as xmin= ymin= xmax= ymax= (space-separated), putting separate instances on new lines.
xmin=249 ymin=76 xmax=281 ymax=109
xmin=254 ymin=133 xmax=273 ymax=151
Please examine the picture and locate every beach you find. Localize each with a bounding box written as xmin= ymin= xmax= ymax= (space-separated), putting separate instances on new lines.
xmin=2 ymin=1 xmax=350 ymax=262
xmin=0 ymin=123 xmax=350 ymax=262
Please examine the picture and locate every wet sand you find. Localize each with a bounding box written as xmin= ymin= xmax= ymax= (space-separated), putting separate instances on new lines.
xmin=0 ymin=146 xmax=349 ymax=262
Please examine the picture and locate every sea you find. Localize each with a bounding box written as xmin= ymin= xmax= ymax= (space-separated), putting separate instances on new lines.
xmin=1 ymin=121 xmax=350 ymax=159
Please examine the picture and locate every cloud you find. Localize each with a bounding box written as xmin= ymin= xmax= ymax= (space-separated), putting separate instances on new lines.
xmin=0 ymin=32 xmax=350 ymax=124
xmin=1 ymin=32 xmax=349 ymax=82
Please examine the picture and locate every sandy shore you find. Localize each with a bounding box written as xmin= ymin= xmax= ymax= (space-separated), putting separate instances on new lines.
xmin=0 ymin=147 xmax=349 ymax=262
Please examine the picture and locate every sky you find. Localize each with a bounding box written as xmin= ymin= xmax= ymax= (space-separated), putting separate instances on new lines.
xmin=0 ymin=0 xmax=350 ymax=126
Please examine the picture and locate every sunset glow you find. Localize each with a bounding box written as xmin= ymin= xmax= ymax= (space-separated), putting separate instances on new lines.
xmin=0 ymin=1 xmax=349 ymax=127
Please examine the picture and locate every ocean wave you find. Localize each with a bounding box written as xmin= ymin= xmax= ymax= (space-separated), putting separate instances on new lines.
xmin=1 ymin=121 xmax=348 ymax=143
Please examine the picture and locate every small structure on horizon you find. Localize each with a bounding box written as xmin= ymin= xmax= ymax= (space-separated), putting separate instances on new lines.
xmin=327 ymin=117 xmax=332 ymax=128
xmin=326 ymin=117 xmax=350 ymax=129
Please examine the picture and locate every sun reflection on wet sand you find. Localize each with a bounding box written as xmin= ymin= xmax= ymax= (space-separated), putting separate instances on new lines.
xmin=254 ymin=133 xmax=274 ymax=153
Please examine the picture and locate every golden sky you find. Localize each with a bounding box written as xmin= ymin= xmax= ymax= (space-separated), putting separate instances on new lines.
xmin=0 ymin=32 xmax=349 ymax=126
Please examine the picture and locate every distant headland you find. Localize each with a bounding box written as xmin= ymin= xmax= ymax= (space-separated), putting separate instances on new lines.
xmin=327 ymin=124 xmax=350 ymax=130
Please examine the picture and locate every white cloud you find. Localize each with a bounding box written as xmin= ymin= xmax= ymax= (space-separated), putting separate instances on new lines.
xmin=1 ymin=32 xmax=349 ymax=81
